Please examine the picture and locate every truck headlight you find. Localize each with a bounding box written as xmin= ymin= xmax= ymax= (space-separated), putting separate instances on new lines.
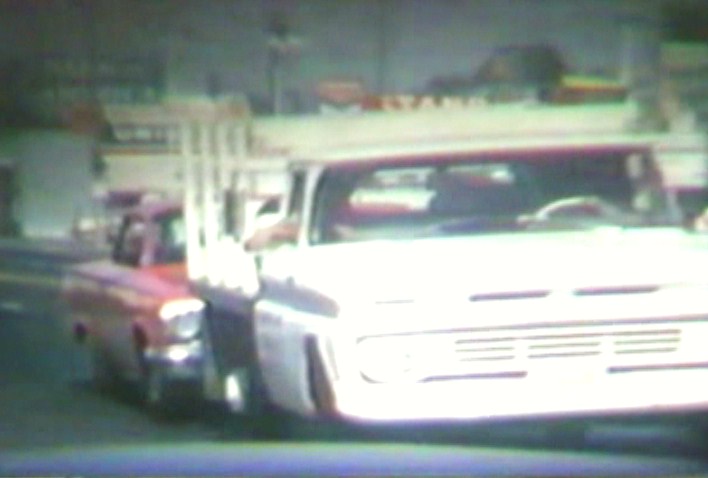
xmin=357 ymin=337 xmax=417 ymax=383
xmin=159 ymin=298 xmax=205 ymax=341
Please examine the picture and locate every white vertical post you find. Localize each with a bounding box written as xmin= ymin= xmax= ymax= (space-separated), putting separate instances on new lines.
xmin=231 ymin=122 xmax=249 ymax=238
xmin=182 ymin=121 xmax=205 ymax=280
xmin=233 ymin=121 xmax=247 ymax=159
xmin=200 ymin=122 xmax=218 ymax=284
xmin=216 ymin=121 xmax=232 ymax=236
xmin=170 ymin=99 xmax=252 ymax=283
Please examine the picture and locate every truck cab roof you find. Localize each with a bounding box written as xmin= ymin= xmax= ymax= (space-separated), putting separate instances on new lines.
xmin=289 ymin=134 xmax=658 ymax=171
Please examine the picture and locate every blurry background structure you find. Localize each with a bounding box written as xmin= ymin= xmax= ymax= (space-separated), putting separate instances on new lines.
xmin=0 ymin=0 xmax=706 ymax=238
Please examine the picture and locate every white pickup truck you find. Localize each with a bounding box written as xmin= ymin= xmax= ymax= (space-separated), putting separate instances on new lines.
xmin=198 ymin=135 xmax=708 ymax=432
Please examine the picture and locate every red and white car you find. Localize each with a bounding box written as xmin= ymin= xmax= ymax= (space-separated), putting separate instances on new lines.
xmin=63 ymin=200 xmax=204 ymax=411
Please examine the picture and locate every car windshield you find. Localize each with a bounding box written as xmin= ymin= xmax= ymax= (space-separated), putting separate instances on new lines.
xmin=154 ymin=210 xmax=187 ymax=264
xmin=311 ymin=149 xmax=677 ymax=244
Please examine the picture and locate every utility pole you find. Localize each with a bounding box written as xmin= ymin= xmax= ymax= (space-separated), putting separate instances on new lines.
xmin=77 ymin=0 xmax=99 ymax=103
xmin=620 ymin=11 xmax=663 ymax=130
xmin=265 ymin=11 xmax=300 ymax=115
xmin=377 ymin=0 xmax=389 ymax=93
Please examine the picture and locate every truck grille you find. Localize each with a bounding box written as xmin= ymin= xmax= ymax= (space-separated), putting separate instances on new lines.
xmin=358 ymin=318 xmax=708 ymax=383
xmin=454 ymin=327 xmax=682 ymax=362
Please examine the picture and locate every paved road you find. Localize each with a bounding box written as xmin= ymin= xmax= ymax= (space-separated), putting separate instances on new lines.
xmin=0 ymin=243 xmax=225 ymax=451
xmin=1 ymin=240 xmax=707 ymax=476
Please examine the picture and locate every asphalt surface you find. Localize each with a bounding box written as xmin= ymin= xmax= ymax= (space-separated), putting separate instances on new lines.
xmin=1 ymin=238 xmax=708 ymax=476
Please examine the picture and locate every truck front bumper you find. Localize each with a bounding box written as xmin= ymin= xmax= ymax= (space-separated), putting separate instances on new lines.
xmin=332 ymin=367 xmax=708 ymax=423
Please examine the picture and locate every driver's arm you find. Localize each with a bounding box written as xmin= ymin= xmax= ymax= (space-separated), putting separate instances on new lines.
xmin=244 ymin=219 xmax=299 ymax=252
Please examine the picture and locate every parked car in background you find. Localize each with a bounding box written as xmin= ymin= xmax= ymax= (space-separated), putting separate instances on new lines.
xmin=62 ymin=200 xmax=204 ymax=413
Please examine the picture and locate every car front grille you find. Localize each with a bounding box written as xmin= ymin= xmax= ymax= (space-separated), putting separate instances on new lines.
xmin=454 ymin=327 xmax=682 ymax=362
xmin=358 ymin=318 xmax=708 ymax=382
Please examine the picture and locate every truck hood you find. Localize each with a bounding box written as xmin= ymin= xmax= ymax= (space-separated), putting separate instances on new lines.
xmin=285 ymin=227 xmax=708 ymax=305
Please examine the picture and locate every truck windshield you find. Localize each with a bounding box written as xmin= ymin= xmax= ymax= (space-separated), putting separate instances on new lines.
xmin=310 ymin=148 xmax=679 ymax=244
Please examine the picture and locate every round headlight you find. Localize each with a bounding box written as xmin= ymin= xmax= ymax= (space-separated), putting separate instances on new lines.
xmin=159 ymin=299 xmax=205 ymax=340
xmin=357 ymin=337 xmax=416 ymax=383
xmin=169 ymin=310 xmax=202 ymax=339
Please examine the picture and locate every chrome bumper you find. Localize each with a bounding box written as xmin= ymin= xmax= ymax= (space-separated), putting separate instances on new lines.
xmin=332 ymin=367 xmax=708 ymax=422
xmin=144 ymin=340 xmax=203 ymax=381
